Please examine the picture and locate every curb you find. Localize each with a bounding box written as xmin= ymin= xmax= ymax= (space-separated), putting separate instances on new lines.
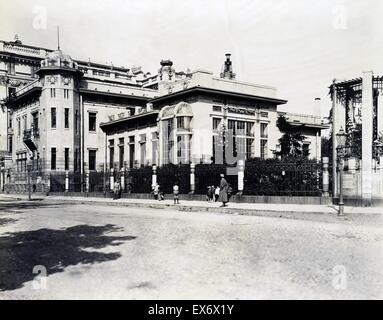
xmin=57 ymin=197 xmax=344 ymax=223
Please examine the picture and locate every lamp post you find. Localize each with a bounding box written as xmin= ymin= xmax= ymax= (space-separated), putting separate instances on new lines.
xmin=336 ymin=127 xmax=347 ymax=216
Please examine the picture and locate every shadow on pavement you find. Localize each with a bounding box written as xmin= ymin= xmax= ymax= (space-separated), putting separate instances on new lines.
xmin=0 ymin=224 xmax=136 ymax=291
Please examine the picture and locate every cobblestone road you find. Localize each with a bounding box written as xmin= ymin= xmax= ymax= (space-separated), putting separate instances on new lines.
xmin=0 ymin=199 xmax=382 ymax=299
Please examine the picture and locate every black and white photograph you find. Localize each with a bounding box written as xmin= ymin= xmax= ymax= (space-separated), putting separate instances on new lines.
xmin=0 ymin=0 xmax=382 ymax=303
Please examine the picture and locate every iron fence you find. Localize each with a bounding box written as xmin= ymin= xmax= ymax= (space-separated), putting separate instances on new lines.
xmin=244 ymin=159 xmax=322 ymax=196
xmin=128 ymin=166 xmax=152 ymax=193
xmin=194 ymin=164 xmax=238 ymax=195
xmin=4 ymin=159 xmax=325 ymax=197
xmin=49 ymin=172 xmax=66 ymax=192
xmin=68 ymin=172 xmax=82 ymax=192
xmin=157 ymin=164 xmax=190 ymax=194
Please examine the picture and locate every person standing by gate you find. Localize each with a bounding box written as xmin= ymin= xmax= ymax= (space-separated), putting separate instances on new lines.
xmin=218 ymin=173 xmax=229 ymax=207
xmin=113 ymin=180 xmax=120 ymax=200
xmin=173 ymin=182 xmax=180 ymax=204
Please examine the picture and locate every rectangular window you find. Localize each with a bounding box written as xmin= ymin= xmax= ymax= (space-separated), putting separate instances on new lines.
xmin=89 ymin=112 xmax=96 ymax=132
xmin=237 ymin=121 xmax=245 ymax=135
xmin=17 ymin=118 xmax=21 ymax=136
xmin=213 ymin=118 xmax=221 ymax=130
xmin=51 ymin=108 xmax=56 ymax=128
xmin=119 ymin=138 xmax=124 ymax=169
xmin=246 ymin=122 xmax=254 ymax=136
xmin=177 ymin=117 xmax=184 ymax=129
xmin=177 ymin=136 xmax=182 ymax=158
xmin=260 ymin=123 xmax=268 ymax=138
xmin=23 ymin=116 xmax=27 ymax=132
xmin=64 ymin=148 xmax=69 ymax=171
xmin=51 ymin=147 xmax=56 ymax=170
xmin=213 ymin=105 xmax=222 ymax=112
xmin=64 ymin=89 xmax=69 ymax=99
xmin=109 ymin=139 xmax=115 ymax=169
xmin=260 ymin=140 xmax=268 ymax=159
xmin=152 ymin=139 xmax=158 ymax=165
xmin=50 ymin=88 xmax=56 ymax=98
xmin=8 ymin=137 xmax=12 ymax=153
xmin=228 ymin=119 xmax=236 ymax=132
xmin=140 ymin=141 xmax=146 ymax=167
xmin=64 ymin=108 xmax=69 ymax=128
xmin=89 ymin=150 xmax=96 ymax=171
xmin=32 ymin=112 xmax=38 ymax=130
xmin=246 ymin=138 xmax=254 ymax=159
xmin=303 ymin=143 xmax=310 ymax=157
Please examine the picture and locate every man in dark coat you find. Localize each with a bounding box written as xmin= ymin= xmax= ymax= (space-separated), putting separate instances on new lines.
xmin=218 ymin=173 xmax=229 ymax=207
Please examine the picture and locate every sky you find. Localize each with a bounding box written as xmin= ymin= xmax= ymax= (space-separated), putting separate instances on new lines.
xmin=1 ymin=0 xmax=382 ymax=117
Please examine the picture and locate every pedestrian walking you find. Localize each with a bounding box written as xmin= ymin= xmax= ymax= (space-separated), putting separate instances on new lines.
xmin=152 ymin=183 xmax=159 ymax=200
xmin=218 ymin=173 xmax=229 ymax=207
xmin=206 ymin=185 xmax=214 ymax=202
xmin=173 ymin=182 xmax=180 ymax=204
xmin=113 ymin=180 xmax=120 ymax=200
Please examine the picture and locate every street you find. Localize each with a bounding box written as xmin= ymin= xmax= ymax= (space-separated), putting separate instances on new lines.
xmin=0 ymin=198 xmax=382 ymax=299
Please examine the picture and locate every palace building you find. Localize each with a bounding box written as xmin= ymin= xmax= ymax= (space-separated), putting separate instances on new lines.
xmin=0 ymin=37 xmax=328 ymax=190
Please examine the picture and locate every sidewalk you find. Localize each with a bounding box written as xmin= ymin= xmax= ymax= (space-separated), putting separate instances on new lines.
xmin=1 ymin=193 xmax=382 ymax=223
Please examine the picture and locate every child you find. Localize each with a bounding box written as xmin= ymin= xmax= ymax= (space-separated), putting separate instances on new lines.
xmin=152 ymin=183 xmax=159 ymax=200
xmin=214 ymin=186 xmax=220 ymax=202
xmin=173 ymin=183 xmax=180 ymax=204
xmin=206 ymin=185 xmax=214 ymax=202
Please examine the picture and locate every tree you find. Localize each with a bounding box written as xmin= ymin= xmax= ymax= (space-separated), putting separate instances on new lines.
xmin=321 ymin=135 xmax=332 ymax=159
xmin=276 ymin=114 xmax=308 ymax=158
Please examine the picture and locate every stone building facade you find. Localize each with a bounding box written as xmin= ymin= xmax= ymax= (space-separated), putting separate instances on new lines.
xmin=0 ymin=37 xmax=327 ymax=191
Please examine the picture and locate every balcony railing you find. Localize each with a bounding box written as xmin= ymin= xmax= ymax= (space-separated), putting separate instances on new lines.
xmin=23 ymin=127 xmax=39 ymax=140
xmin=23 ymin=129 xmax=32 ymax=141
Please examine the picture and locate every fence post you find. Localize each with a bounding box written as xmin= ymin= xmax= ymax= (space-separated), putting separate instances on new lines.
xmin=237 ymin=159 xmax=244 ymax=195
xmin=152 ymin=164 xmax=157 ymax=188
xmin=322 ymin=157 xmax=329 ymax=197
xmin=190 ymin=162 xmax=195 ymax=194
xmin=85 ymin=171 xmax=90 ymax=193
xmin=65 ymin=171 xmax=69 ymax=193
xmin=120 ymin=168 xmax=125 ymax=192
xmin=110 ymin=168 xmax=114 ymax=191
xmin=47 ymin=174 xmax=51 ymax=195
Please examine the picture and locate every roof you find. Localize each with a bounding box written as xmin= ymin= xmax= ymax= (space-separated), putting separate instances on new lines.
xmin=151 ymin=86 xmax=287 ymax=105
xmin=100 ymin=110 xmax=159 ymax=130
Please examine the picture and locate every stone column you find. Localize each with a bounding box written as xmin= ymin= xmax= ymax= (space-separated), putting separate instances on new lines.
xmin=85 ymin=171 xmax=90 ymax=193
xmin=65 ymin=171 xmax=69 ymax=192
xmin=110 ymin=168 xmax=114 ymax=191
xmin=322 ymin=157 xmax=329 ymax=197
xmin=362 ymin=71 xmax=373 ymax=205
xmin=190 ymin=162 xmax=195 ymax=194
xmin=237 ymin=159 xmax=244 ymax=195
xmin=332 ymin=80 xmax=347 ymax=197
xmin=120 ymin=168 xmax=125 ymax=192
xmin=152 ymin=164 xmax=157 ymax=188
